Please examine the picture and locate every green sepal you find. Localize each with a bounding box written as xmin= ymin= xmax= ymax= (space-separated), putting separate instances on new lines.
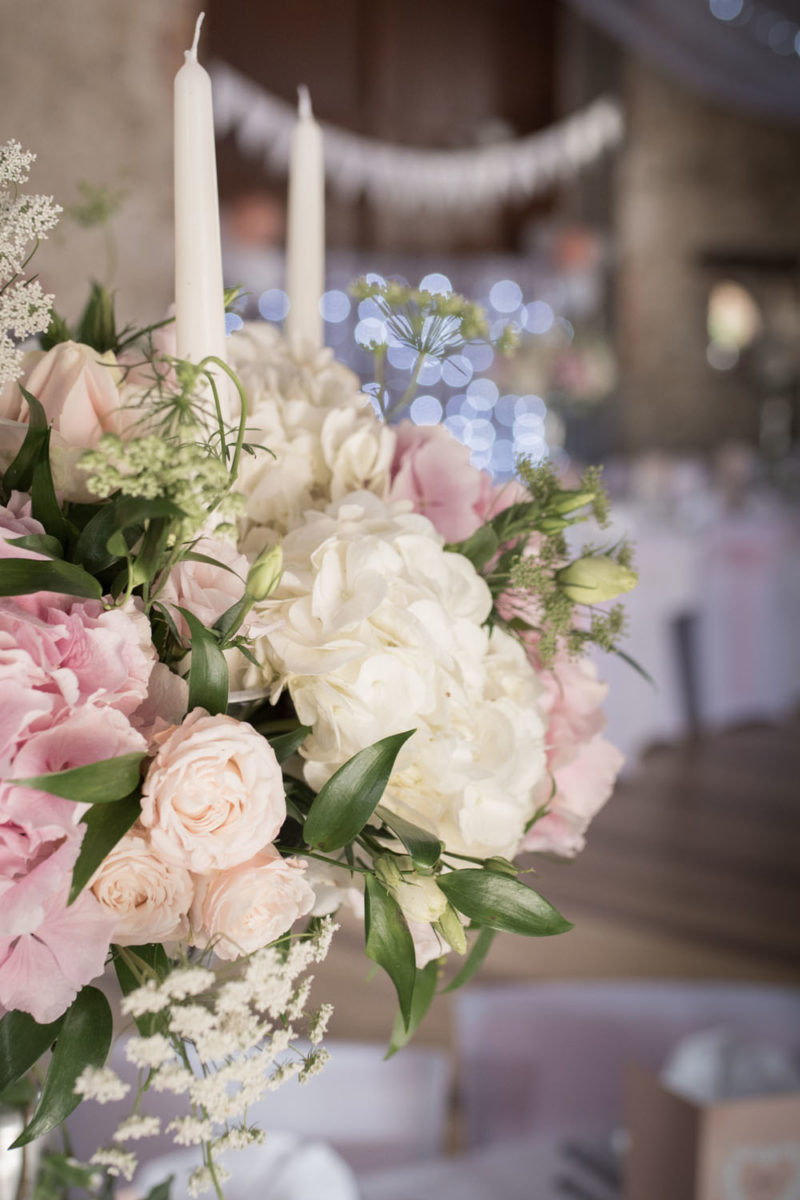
xmin=375 ymin=804 xmax=442 ymax=870
xmin=0 ymin=1009 xmax=65 ymax=1093
xmin=178 ymin=607 xmax=229 ymax=715
xmin=9 ymin=752 xmax=145 ymax=804
xmin=441 ymin=926 xmax=496 ymax=993
xmin=303 ymin=730 xmax=415 ymax=852
xmin=437 ymin=869 xmax=572 ymax=937
xmin=10 ymin=986 xmax=113 ymax=1148
xmin=69 ymin=789 xmax=142 ymax=904
xmin=364 ymin=875 xmax=417 ymax=1029
xmin=386 ymin=958 xmax=439 ymax=1057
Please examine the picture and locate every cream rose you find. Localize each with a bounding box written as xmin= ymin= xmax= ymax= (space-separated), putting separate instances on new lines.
xmin=139 ymin=710 xmax=286 ymax=873
xmin=90 ymin=829 xmax=194 ymax=945
xmin=190 ymin=847 xmax=315 ymax=960
xmin=5 ymin=340 xmax=125 ymax=448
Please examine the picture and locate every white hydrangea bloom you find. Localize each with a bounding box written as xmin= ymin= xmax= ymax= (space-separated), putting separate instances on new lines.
xmin=241 ymin=491 xmax=548 ymax=858
xmin=228 ymin=322 xmax=395 ymax=537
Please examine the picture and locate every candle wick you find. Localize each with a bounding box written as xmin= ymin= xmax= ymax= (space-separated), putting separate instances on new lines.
xmin=189 ymin=11 xmax=205 ymax=60
xmin=298 ymin=85 xmax=312 ymax=120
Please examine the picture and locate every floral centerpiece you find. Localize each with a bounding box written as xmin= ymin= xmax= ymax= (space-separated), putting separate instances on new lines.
xmin=0 ymin=143 xmax=636 ymax=1199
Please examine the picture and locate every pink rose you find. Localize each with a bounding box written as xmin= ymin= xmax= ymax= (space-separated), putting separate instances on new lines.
xmin=130 ymin=662 xmax=189 ymax=744
xmin=191 ymin=847 xmax=315 ymax=961
xmin=4 ymin=341 xmax=124 ymax=449
xmin=90 ymin=827 xmax=194 ymax=946
xmin=0 ymin=798 xmax=115 ymax=1023
xmin=139 ymin=710 xmax=286 ymax=873
xmin=388 ymin=422 xmax=494 ymax=542
xmin=158 ymin=537 xmax=250 ymax=642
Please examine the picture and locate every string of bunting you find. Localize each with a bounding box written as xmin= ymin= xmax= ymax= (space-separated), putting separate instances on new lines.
xmin=211 ymin=61 xmax=625 ymax=215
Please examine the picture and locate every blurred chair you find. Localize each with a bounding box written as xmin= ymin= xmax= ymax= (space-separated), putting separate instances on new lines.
xmin=67 ymin=1039 xmax=451 ymax=1174
xmin=454 ymin=981 xmax=800 ymax=1147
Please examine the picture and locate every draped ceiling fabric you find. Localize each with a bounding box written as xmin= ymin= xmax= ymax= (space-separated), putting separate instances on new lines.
xmin=563 ymin=0 xmax=800 ymax=123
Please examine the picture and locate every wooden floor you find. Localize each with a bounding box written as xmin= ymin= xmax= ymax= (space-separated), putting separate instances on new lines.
xmin=313 ymin=715 xmax=800 ymax=1049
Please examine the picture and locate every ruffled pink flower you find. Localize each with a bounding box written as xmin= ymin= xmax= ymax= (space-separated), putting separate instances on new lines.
xmin=388 ymin=422 xmax=495 ymax=542
xmin=158 ymin=537 xmax=250 ymax=642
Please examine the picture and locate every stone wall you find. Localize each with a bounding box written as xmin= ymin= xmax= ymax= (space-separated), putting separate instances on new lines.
xmin=616 ymin=57 xmax=800 ymax=451
xmin=0 ymin=0 xmax=197 ymax=329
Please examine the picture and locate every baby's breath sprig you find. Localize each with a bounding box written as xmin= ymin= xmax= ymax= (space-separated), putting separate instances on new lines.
xmin=350 ymin=277 xmax=517 ymax=421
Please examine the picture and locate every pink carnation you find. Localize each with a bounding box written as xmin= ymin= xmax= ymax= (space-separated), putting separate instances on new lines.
xmin=522 ymin=648 xmax=624 ymax=858
xmin=388 ymin=422 xmax=495 ymax=542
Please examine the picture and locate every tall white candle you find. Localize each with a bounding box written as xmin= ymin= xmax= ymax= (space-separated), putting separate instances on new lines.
xmin=285 ymin=86 xmax=325 ymax=349
xmin=174 ymin=13 xmax=228 ymax=376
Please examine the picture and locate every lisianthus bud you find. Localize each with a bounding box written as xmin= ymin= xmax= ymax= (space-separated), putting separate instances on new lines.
xmin=434 ymin=903 xmax=467 ymax=955
xmin=375 ymin=856 xmax=448 ymax=924
xmin=374 ymin=854 xmax=404 ymax=891
xmin=246 ymin=543 xmax=283 ymax=601
xmin=552 ymin=489 xmax=596 ymax=515
xmin=484 ymin=856 xmax=518 ymax=877
xmin=556 ymin=555 xmax=637 ymax=604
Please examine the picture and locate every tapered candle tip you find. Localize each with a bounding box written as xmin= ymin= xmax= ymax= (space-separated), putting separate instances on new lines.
xmin=190 ymin=12 xmax=205 ymax=59
xmin=298 ymin=85 xmax=312 ymax=120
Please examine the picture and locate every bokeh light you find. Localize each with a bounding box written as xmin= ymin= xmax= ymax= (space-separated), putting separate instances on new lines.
xmin=225 ymin=312 xmax=244 ymax=334
xmin=419 ymin=272 xmax=452 ymax=295
xmin=409 ymin=394 xmax=443 ymax=425
xmin=320 ymin=289 xmax=352 ymax=323
xmin=258 ymin=289 xmax=289 ymax=322
xmin=355 ymin=317 xmax=388 ymax=346
xmin=523 ymin=301 xmax=554 ymax=334
xmin=489 ymin=279 xmax=523 ymax=313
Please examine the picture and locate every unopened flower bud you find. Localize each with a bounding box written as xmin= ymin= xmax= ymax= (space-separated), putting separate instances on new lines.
xmin=374 ymin=855 xmax=404 ymax=891
xmin=245 ymin=543 xmax=283 ymax=602
xmin=552 ymin=489 xmax=595 ymax=515
xmin=484 ymin=856 xmax=518 ymax=877
xmin=556 ymin=555 xmax=637 ymax=604
xmin=434 ymin=903 xmax=467 ymax=955
xmin=376 ymin=856 xmax=447 ymax=924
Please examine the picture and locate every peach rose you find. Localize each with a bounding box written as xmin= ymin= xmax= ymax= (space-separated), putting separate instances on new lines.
xmin=190 ymin=847 xmax=315 ymax=961
xmin=2 ymin=341 xmax=125 ymax=448
xmin=139 ymin=710 xmax=286 ymax=873
xmin=90 ymin=828 xmax=194 ymax=945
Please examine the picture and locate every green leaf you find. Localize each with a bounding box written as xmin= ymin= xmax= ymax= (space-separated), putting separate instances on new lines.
xmin=178 ymin=607 xmax=229 ymax=715
xmin=283 ymin=775 xmax=316 ymax=824
xmin=0 ymin=1076 xmax=36 ymax=1108
xmin=69 ymin=790 xmax=142 ymax=904
xmin=7 ymin=533 xmax=63 ymax=558
xmin=31 ymin=432 xmax=72 ymax=545
xmin=144 ymin=1179 xmax=175 ymax=1200
xmin=75 ymin=497 xmax=185 ymax=573
xmin=11 ymin=986 xmax=112 ymax=1147
xmin=612 ymin=645 xmax=656 ymax=688
xmin=0 ymin=558 xmax=102 ymax=599
xmin=364 ymin=875 xmax=417 ymax=1029
xmin=10 ymin=752 xmax=145 ymax=804
xmin=386 ymin=959 xmax=439 ymax=1057
xmin=76 ymin=282 xmax=117 ymax=353
xmin=2 ymin=386 xmax=48 ymax=493
xmin=437 ymin=870 xmax=573 ymax=937
xmin=268 ymin=726 xmax=312 ymax=764
xmin=114 ymin=944 xmax=170 ymax=1037
xmin=304 ymin=730 xmax=415 ymax=853
xmin=375 ymin=804 xmax=442 ymax=870
xmin=447 ymin=524 xmax=499 ymax=571
xmin=441 ymin=926 xmax=496 ymax=993
xmin=0 ymin=1009 xmax=65 ymax=1093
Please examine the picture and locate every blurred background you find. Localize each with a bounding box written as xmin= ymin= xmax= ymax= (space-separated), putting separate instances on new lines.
xmin=3 ymin=2 xmax=800 ymax=1195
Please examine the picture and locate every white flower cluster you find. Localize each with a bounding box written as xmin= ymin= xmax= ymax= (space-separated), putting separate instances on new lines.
xmin=229 ymin=323 xmax=396 ymax=539
xmin=239 ymin=490 xmax=548 ymax=859
xmin=0 ymin=140 xmax=60 ymax=388
xmin=78 ymin=920 xmax=337 ymax=1195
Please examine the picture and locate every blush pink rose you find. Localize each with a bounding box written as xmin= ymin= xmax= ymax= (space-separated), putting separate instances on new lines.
xmin=0 ymin=800 xmax=115 ymax=1023
xmin=388 ymin=422 xmax=494 ymax=542
xmin=4 ymin=341 xmax=125 ymax=449
xmin=139 ymin=710 xmax=286 ymax=873
xmin=190 ymin=847 xmax=315 ymax=961
xmin=90 ymin=827 xmax=194 ymax=946
xmin=158 ymin=538 xmax=250 ymax=642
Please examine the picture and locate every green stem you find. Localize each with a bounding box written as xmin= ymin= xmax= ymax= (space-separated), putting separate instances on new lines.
xmin=116 ymin=315 xmax=175 ymax=352
xmin=385 ymin=351 xmax=426 ymax=420
xmin=275 ymin=846 xmax=371 ymax=875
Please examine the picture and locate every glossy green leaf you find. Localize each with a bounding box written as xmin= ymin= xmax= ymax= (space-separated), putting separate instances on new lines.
xmin=11 ymin=986 xmax=112 ymax=1147
xmin=441 ymin=926 xmax=496 ymax=993
xmin=304 ymin=730 xmax=415 ymax=852
xmin=386 ymin=959 xmax=439 ymax=1057
xmin=69 ymin=790 xmax=142 ymax=904
xmin=114 ymin=944 xmax=170 ymax=1037
xmin=268 ymin=726 xmax=312 ymax=764
xmin=2 ymin=386 xmax=48 ymax=493
xmin=375 ymin=804 xmax=442 ymax=870
xmin=0 ymin=558 xmax=102 ymax=599
xmin=7 ymin=533 xmax=63 ymax=558
xmin=364 ymin=875 xmax=417 ymax=1029
xmin=179 ymin=607 xmax=229 ymax=715
xmin=31 ymin=433 xmax=72 ymax=545
xmin=437 ymin=869 xmax=573 ymax=937
xmin=75 ymin=497 xmax=185 ymax=573
xmin=10 ymin=752 xmax=145 ymax=804
xmin=0 ymin=1009 xmax=65 ymax=1093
